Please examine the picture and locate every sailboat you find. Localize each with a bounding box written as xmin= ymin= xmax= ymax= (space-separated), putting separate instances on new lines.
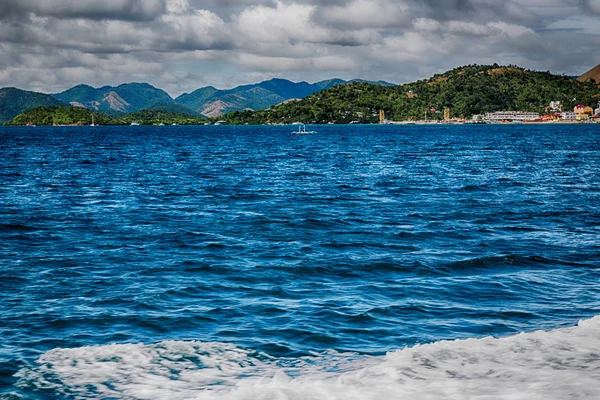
xmin=90 ymin=114 xmax=96 ymax=127
xmin=292 ymin=124 xmax=316 ymax=135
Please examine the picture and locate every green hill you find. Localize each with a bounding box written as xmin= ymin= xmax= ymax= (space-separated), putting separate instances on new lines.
xmin=220 ymin=65 xmax=600 ymax=124
xmin=8 ymin=106 xmax=113 ymax=126
xmin=0 ymin=88 xmax=65 ymax=123
xmin=146 ymin=102 xmax=203 ymax=117
xmin=116 ymin=109 xmax=206 ymax=125
xmin=8 ymin=106 xmax=206 ymax=126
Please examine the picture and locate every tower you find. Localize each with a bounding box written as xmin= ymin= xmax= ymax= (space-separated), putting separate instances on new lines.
xmin=444 ymin=107 xmax=451 ymax=121
xmin=380 ymin=110 xmax=385 ymax=124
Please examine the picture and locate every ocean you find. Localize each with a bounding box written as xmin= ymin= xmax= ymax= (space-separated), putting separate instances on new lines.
xmin=1 ymin=124 xmax=599 ymax=399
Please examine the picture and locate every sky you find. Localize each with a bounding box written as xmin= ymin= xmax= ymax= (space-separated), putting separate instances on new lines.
xmin=0 ymin=0 xmax=599 ymax=96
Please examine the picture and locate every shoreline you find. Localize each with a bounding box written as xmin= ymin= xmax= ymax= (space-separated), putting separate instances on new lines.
xmin=3 ymin=119 xmax=600 ymax=127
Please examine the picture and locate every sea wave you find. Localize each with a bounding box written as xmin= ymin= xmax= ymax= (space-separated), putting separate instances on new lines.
xmin=15 ymin=316 xmax=600 ymax=400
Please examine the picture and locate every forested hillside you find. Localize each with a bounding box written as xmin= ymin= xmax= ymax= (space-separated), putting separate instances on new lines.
xmin=221 ymin=65 xmax=600 ymax=124
xmin=7 ymin=106 xmax=206 ymax=126
xmin=7 ymin=106 xmax=111 ymax=126
xmin=0 ymin=88 xmax=65 ymax=123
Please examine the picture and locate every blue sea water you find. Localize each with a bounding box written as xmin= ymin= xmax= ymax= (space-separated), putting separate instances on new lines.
xmin=1 ymin=124 xmax=600 ymax=399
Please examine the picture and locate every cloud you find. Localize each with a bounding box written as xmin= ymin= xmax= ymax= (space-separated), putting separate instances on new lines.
xmin=233 ymin=1 xmax=380 ymax=46
xmin=0 ymin=0 xmax=598 ymax=95
xmin=232 ymin=53 xmax=360 ymax=71
xmin=0 ymin=0 xmax=167 ymax=21
xmin=320 ymin=0 xmax=412 ymax=29
xmin=581 ymin=0 xmax=600 ymax=13
xmin=412 ymin=18 xmax=535 ymax=38
xmin=0 ymin=4 xmax=232 ymax=53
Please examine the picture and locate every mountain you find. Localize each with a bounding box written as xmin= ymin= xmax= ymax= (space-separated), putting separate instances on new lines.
xmin=1 ymin=78 xmax=396 ymax=122
xmin=0 ymin=88 xmax=65 ymax=123
xmin=175 ymin=78 xmax=394 ymax=118
xmin=252 ymin=78 xmax=322 ymax=99
xmin=219 ymin=64 xmax=600 ymax=125
xmin=313 ymin=79 xmax=347 ymax=91
xmin=349 ymin=79 xmax=396 ymax=86
xmin=175 ymin=78 xmax=327 ymax=118
xmin=54 ymin=83 xmax=174 ymax=114
xmin=578 ymin=63 xmax=600 ymax=83
xmin=7 ymin=106 xmax=112 ymax=126
xmin=175 ymin=87 xmax=220 ymax=113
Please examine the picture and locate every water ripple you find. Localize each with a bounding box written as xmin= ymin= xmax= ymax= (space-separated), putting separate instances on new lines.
xmin=1 ymin=124 xmax=600 ymax=398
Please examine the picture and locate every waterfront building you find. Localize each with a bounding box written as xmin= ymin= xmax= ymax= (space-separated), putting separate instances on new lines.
xmin=574 ymin=104 xmax=594 ymax=120
xmin=541 ymin=114 xmax=561 ymax=122
xmin=484 ymin=111 xmax=540 ymax=122
xmin=595 ymin=101 xmax=600 ymax=116
xmin=549 ymin=101 xmax=562 ymax=112
xmin=561 ymin=112 xmax=577 ymax=121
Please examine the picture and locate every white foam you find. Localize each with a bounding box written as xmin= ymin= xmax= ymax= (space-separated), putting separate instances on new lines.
xmin=17 ymin=316 xmax=600 ymax=399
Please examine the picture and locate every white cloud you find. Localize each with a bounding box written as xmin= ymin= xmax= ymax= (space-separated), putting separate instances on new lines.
xmin=166 ymin=0 xmax=191 ymax=14
xmin=160 ymin=9 xmax=231 ymax=50
xmin=487 ymin=22 xmax=535 ymax=38
xmin=233 ymin=1 xmax=380 ymax=46
xmin=0 ymin=0 xmax=598 ymax=95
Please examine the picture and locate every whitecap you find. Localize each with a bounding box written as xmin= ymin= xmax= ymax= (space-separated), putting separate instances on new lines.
xmin=16 ymin=316 xmax=600 ymax=399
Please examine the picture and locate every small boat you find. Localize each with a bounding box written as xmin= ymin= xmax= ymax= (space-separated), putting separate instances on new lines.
xmin=130 ymin=122 xmax=141 ymax=126
xmin=292 ymin=124 xmax=316 ymax=135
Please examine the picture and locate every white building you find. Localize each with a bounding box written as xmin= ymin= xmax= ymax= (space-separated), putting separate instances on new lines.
xmin=485 ymin=111 xmax=540 ymax=122
xmin=549 ymin=101 xmax=562 ymax=112
xmin=595 ymin=102 xmax=600 ymax=116
xmin=561 ymin=112 xmax=577 ymax=121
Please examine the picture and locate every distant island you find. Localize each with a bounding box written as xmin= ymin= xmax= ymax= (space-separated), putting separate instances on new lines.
xmin=0 ymin=78 xmax=395 ymax=124
xmin=2 ymin=64 xmax=600 ymax=126
xmin=7 ymin=106 xmax=206 ymax=127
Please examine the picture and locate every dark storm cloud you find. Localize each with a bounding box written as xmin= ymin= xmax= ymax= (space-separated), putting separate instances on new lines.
xmin=0 ymin=0 xmax=166 ymax=22
xmin=580 ymin=0 xmax=600 ymax=13
xmin=406 ymin=0 xmax=537 ymax=25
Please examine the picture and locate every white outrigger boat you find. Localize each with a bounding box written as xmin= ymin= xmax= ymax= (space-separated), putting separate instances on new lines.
xmin=292 ymin=124 xmax=316 ymax=135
